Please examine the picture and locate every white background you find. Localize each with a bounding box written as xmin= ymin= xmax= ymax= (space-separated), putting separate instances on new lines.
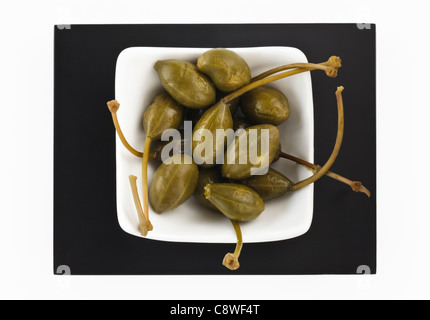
xmin=1 ymin=0 xmax=429 ymax=300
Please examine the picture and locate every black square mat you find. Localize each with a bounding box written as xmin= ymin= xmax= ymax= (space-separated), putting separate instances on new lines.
xmin=54 ymin=24 xmax=376 ymax=275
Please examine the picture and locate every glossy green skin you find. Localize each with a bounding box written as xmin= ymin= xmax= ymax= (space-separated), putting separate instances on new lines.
xmin=197 ymin=48 xmax=251 ymax=92
xmin=193 ymin=167 xmax=224 ymax=212
xmin=232 ymin=119 xmax=281 ymax=162
xmin=154 ymin=60 xmax=216 ymax=109
xmin=222 ymin=124 xmax=280 ymax=180
xmin=143 ymin=93 xmax=184 ymax=140
xmin=192 ymin=101 xmax=233 ymax=168
xmin=149 ymin=154 xmax=199 ymax=214
xmin=186 ymin=96 xmax=238 ymax=128
xmin=204 ymin=183 xmax=265 ymax=221
xmin=241 ymin=86 xmax=290 ymax=126
xmin=246 ymin=168 xmax=293 ymax=200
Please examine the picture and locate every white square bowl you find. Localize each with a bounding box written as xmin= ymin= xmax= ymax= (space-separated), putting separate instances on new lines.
xmin=114 ymin=46 xmax=314 ymax=244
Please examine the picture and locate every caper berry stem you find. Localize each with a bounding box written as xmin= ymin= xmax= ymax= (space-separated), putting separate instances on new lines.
xmin=142 ymin=136 xmax=153 ymax=230
xmin=252 ymin=59 xmax=340 ymax=82
xmin=222 ymin=68 xmax=311 ymax=104
xmin=325 ymin=170 xmax=371 ymax=197
xmin=106 ymin=100 xmax=156 ymax=159
xmin=252 ymin=66 xmax=312 ymax=82
xmin=279 ymin=151 xmax=371 ymax=197
xmin=223 ymin=220 xmax=243 ymax=271
xmin=291 ymin=86 xmax=345 ymax=192
xmin=107 ymin=100 xmax=143 ymax=158
xmin=129 ymin=175 xmax=151 ymax=236
xmin=222 ymin=56 xmax=342 ymax=104
xmin=232 ymin=220 xmax=243 ymax=257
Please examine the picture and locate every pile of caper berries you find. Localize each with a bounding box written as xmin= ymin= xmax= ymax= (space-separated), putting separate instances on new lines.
xmin=107 ymin=49 xmax=367 ymax=271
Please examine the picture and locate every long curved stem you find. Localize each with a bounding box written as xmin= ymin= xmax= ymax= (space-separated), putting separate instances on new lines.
xmin=232 ymin=220 xmax=243 ymax=257
xmin=107 ymin=100 xmax=157 ymax=159
xmin=291 ymin=87 xmax=345 ymax=192
xmin=222 ymin=220 xmax=243 ymax=271
xmin=142 ymin=136 xmax=153 ymax=231
xmin=222 ymin=56 xmax=342 ymax=104
xmin=223 ymin=68 xmax=313 ymax=103
xmin=279 ymin=151 xmax=370 ymax=197
xmin=107 ymin=100 xmax=144 ymax=158
xmin=129 ymin=175 xmax=149 ymax=236
xmin=252 ymin=61 xmax=331 ymax=82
